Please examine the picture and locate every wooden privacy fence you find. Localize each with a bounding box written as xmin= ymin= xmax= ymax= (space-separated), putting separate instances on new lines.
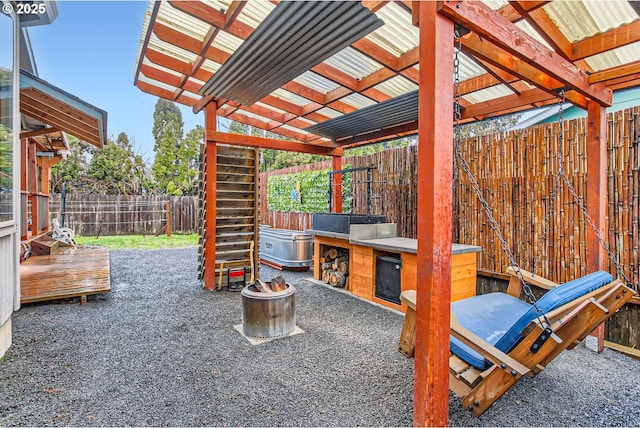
xmin=49 ymin=194 xmax=198 ymax=236
xmin=260 ymin=107 xmax=640 ymax=290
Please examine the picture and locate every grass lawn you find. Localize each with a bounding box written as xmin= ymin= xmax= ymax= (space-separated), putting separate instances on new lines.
xmin=75 ymin=233 xmax=198 ymax=250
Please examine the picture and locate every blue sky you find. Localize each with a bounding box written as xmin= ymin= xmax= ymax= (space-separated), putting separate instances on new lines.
xmin=26 ymin=1 xmax=204 ymax=162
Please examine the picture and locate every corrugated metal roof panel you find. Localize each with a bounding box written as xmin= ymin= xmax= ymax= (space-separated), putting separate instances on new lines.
xmin=201 ymin=2 xmax=384 ymax=105
xmin=544 ymin=1 xmax=638 ymax=43
xmin=366 ymin=2 xmax=419 ymax=56
xmin=316 ymin=107 xmax=343 ymax=119
xmin=235 ymin=0 xmax=276 ymax=28
xmin=293 ymin=71 xmax=341 ymax=93
xmin=324 ymin=47 xmax=383 ymax=79
xmin=271 ymin=88 xmax=311 ymax=107
xmin=255 ymin=102 xmax=287 ymax=115
xmin=200 ymin=59 xmax=221 ymax=74
xmin=583 ymin=1 xmax=638 ymax=36
xmin=483 ymin=0 xmax=508 ymax=10
xmin=586 ymin=41 xmax=640 ymax=72
xmin=202 ymin=0 xmax=230 ymax=11
xmin=157 ymin=2 xmax=209 ymax=41
xmin=279 ymin=123 xmax=307 ymax=133
xmin=234 ymin=109 xmax=270 ymax=122
xmin=373 ymin=75 xmax=418 ymax=98
xmin=182 ymin=91 xmax=201 ymax=100
xmin=458 ymin=51 xmax=487 ymax=81
xmin=305 ymin=91 xmax=418 ymax=141
xmin=148 ymin=33 xmax=198 ymax=64
xmin=211 ymin=30 xmax=244 ymax=55
xmin=189 ymin=76 xmax=206 ymax=86
xmin=463 ymin=85 xmax=514 ymax=105
xmin=515 ymin=20 xmax=552 ymax=50
xmin=292 ymin=116 xmax=316 ymax=127
xmin=340 ymin=93 xmax=378 ymax=110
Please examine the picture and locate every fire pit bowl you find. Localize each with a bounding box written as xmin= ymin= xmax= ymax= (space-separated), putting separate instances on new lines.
xmin=241 ymin=283 xmax=296 ymax=339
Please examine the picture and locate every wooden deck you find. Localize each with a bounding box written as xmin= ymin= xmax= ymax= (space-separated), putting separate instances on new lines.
xmin=20 ymin=246 xmax=111 ymax=304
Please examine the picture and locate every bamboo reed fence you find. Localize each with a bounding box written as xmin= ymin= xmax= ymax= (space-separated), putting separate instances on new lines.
xmin=260 ymin=107 xmax=640 ymax=291
xmin=49 ymin=194 xmax=198 ymax=236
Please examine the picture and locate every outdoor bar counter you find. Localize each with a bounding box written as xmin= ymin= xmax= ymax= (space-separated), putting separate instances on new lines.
xmin=309 ymin=227 xmax=481 ymax=312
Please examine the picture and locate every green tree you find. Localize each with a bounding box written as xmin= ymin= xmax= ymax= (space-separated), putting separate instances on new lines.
xmin=152 ymin=99 xmax=184 ymax=193
xmin=50 ymin=135 xmax=91 ymax=193
xmin=173 ymin=125 xmax=203 ymax=196
xmin=87 ymin=132 xmax=147 ymax=194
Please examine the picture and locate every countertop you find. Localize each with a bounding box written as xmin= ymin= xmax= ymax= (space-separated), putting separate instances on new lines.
xmin=307 ymin=230 xmax=481 ymax=255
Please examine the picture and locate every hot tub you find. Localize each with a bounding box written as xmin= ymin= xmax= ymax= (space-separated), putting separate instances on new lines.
xmin=259 ymin=226 xmax=313 ymax=269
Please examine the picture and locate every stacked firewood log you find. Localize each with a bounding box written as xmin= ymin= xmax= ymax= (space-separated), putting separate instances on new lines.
xmin=320 ymin=247 xmax=348 ymax=288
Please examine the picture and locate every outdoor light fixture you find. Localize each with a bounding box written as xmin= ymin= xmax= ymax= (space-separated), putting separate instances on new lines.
xmin=304 ymin=90 xmax=418 ymax=142
xmin=199 ymin=1 xmax=384 ymax=106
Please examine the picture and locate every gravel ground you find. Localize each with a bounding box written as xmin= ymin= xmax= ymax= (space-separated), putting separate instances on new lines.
xmin=0 ymin=247 xmax=639 ymax=427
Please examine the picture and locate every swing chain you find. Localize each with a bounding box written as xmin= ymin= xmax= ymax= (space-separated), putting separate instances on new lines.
xmin=562 ymin=174 xmax=632 ymax=285
xmin=541 ymin=91 xmax=631 ymax=285
xmin=452 ymin=32 xmax=550 ymax=327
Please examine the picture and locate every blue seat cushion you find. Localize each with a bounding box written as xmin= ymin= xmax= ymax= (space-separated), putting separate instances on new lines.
xmin=451 ymin=270 xmax=613 ymax=371
xmin=451 ymin=293 xmax=531 ymax=371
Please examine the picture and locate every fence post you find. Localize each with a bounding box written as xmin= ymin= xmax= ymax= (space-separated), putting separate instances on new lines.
xmin=166 ymin=201 xmax=171 ymax=237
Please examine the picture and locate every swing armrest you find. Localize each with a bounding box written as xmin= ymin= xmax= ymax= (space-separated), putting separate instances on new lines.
xmin=506 ymin=266 xmax=559 ymax=291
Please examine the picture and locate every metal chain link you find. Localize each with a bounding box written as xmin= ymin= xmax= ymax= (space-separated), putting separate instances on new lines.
xmin=453 ymin=32 xmax=550 ymax=327
xmin=561 ymin=174 xmax=632 ymax=285
xmin=534 ymin=90 xmax=631 ymax=285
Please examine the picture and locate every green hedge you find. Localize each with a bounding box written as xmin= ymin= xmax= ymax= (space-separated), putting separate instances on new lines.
xmin=267 ymin=169 xmax=329 ymax=212
xmin=267 ymin=167 xmax=355 ymax=213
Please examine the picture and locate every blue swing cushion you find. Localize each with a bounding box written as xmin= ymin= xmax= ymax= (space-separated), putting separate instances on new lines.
xmin=450 ymin=270 xmax=613 ymax=371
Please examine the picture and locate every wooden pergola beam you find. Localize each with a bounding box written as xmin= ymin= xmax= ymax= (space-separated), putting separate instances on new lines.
xmin=511 ymin=1 xmax=572 ymax=60
xmin=461 ymin=88 xmax=552 ymax=119
xmin=208 ymin=131 xmax=342 ymax=156
xmin=438 ymin=0 xmax=612 ymax=107
xmin=224 ymin=1 xmax=245 ymax=29
xmin=572 ymin=20 xmax=640 ymax=61
xmin=461 ymin=33 xmax=589 ymax=109
xmin=589 ymin=60 xmax=640 ymax=84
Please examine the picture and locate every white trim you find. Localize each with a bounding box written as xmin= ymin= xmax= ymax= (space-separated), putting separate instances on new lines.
xmin=0 ymin=222 xmax=16 ymax=238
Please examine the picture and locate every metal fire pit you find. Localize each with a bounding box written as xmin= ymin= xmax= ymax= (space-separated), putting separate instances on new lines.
xmin=241 ymin=283 xmax=296 ymax=339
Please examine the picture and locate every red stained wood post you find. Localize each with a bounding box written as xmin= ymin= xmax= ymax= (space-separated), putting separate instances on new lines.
xmin=203 ymin=102 xmax=218 ymax=291
xmin=331 ymin=155 xmax=342 ymax=213
xmin=415 ymin=2 xmax=454 ymax=426
xmin=586 ymin=100 xmax=608 ymax=352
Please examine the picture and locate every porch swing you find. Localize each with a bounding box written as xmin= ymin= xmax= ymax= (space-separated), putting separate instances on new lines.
xmin=398 ymin=33 xmax=637 ymax=417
